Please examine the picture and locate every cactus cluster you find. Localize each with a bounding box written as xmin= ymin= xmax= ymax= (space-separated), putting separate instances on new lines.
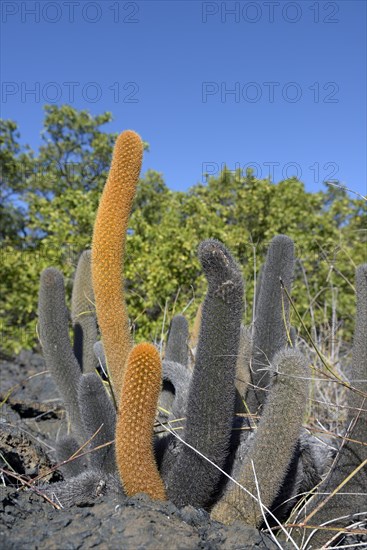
xmin=36 ymin=130 xmax=366 ymax=547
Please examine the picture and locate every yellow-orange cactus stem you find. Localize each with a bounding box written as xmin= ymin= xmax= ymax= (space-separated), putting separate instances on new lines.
xmin=91 ymin=130 xmax=143 ymax=398
xmin=189 ymin=302 xmax=202 ymax=353
xmin=115 ymin=343 xmax=167 ymax=500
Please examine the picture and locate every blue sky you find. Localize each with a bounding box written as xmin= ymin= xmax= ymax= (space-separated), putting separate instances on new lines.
xmin=1 ymin=0 xmax=366 ymax=197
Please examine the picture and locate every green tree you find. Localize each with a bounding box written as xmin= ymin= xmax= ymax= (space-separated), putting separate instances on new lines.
xmin=0 ymin=120 xmax=31 ymax=245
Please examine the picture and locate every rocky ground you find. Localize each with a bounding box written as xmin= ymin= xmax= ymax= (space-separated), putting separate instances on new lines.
xmin=0 ymin=351 xmax=294 ymax=550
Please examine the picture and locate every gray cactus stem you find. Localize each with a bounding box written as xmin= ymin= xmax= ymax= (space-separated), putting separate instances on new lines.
xmin=211 ymin=348 xmax=309 ymax=527
xmin=38 ymin=268 xmax=84 ymax=441
xmin=78 ymin=373 xmax=117 ymax=473
xmin=247 ymin=235 xmax=295 ymax=414
xmin=71 ymin=250 xmax=99 ymax=374
xmin=165 ymin=315 xmax=189 ymax=367
xmin=55 ymin=435 xmax=87 ymax=478
xmin=165 ymin=239 xmax=244 ymax=508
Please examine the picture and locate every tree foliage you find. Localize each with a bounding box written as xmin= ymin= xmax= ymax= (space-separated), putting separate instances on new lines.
xmin=1 ymin=106 xmax=366 ymax=355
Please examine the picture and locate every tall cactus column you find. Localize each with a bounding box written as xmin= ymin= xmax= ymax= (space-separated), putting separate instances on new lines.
xmin=166 ymin=239 xmax=244 ymax=508
xmin=247 ymin=235 xmax=294 ymax=414
xmin=71 ymin=250 xmax=99 ymax=374
xmin=91 ymin=131 xmax=143 ymax=399
xmin=38 ymin=268 xmax=85 ymax=441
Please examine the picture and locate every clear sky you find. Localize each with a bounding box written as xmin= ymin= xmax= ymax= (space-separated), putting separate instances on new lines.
xmin=1 ymin=0 xmax=366 ymax=197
